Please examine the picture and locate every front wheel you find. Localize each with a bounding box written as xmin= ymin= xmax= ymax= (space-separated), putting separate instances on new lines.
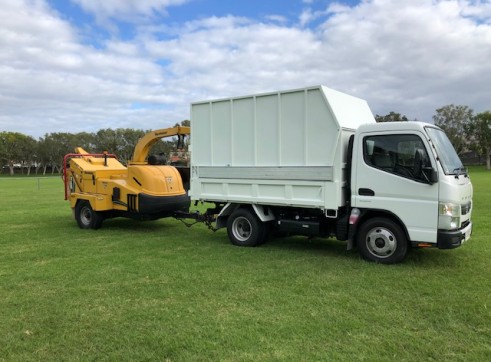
xmin=75 ymin=200 xmax=103 ymax=229
xmin=356 ymin=217 xmax=408 ymax=264
xmin=227 ymin=208 xmax=267 ymax=247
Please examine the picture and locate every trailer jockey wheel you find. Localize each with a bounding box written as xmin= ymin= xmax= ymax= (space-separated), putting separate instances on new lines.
xmin=75 ymin=200 xmax=103 ymax=229
xmin=227 ymin=208 xmax=267 ymax=247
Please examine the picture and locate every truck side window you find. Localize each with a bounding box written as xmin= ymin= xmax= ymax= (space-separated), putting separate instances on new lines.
xmin=364 ymin=134 xmax=431 ymax=182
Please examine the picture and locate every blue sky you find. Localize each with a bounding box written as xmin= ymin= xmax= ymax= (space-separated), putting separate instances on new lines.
xmin=50 ymin=0 xmax=360 ymax=42
xmin=1 ymin=0 xmax=491 ymax=138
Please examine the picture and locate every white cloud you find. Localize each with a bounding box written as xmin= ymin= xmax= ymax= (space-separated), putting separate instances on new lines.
xmin=1 ymin=0 xmax=491 ymax=138
xmin=0 ymin=0 xmax=176 ymax=136
xmin=318 ymin=0 xmax=491 ymax=118
xmin=144 ymin=18 xmax=323 ymax=95
xmin=460 ymin=0 xmax=491 ymax=22
xmin=142 ymin=0 xmax=491 ymax=121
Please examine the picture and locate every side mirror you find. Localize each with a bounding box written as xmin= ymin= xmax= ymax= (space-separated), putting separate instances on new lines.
xmin=422 ymin=166 xmax=438 ymax=184
xmin=414 ymin=149 xmax=437 ymax=184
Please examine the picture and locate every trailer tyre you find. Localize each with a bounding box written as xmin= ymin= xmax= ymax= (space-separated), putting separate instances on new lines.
xmin=227 ymin=208 xmax=266 ymax=247
xmin=357 ymin=217 xmax=408 ymax=264
xmin=75 ymin=200 xmax=103 ymax=229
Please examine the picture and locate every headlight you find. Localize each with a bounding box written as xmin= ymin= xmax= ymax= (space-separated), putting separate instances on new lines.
xmin=438 ymin=202 xmax=461 ymax=230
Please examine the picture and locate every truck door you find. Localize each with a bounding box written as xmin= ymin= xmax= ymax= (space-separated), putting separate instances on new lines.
xmin=352 ymin=132 xmax=439 ymax=243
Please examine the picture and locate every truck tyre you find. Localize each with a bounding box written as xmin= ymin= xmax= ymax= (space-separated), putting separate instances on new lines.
xmin=356 ymin=217 xmax=408 ymax=264
xmin=227 ymin=208 xmax=267 ymax=247
xmin=75 ymin=200 xmax=103 ymax=229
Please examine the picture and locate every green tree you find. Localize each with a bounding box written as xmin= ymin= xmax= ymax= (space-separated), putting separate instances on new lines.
xmin=73 ymin=132 xmax=96 ymax=153
xmin=467 ymin=111 xmax=491 ymax=169
xmin=18 ymin=135 xmax=37 ymax=175
xmin=0 ymin=132 xmax=35 ymax=175
xmin=375 ymin=112 xmax=409 ymax=122
xmin=37 ymin=134 xmax=57 ymax=175
xmin=118 ymin=128 xmax=146 ymax=164
xmin=94 ymin=129 xmax=120 ymax=154
xmin=38 ymin=133 xmax=79 ymax=174
xmin=94 ymin=128 xmax=146 ymax=164
xmin=433 ymin=105 xmax=474 ymax=156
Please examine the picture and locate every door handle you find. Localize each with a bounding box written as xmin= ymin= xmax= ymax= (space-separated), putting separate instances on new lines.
xmin=359 ymin=188 xmax=375 ymax=196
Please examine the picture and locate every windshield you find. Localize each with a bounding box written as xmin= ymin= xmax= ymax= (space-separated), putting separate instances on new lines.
xmin=425 ymin=127 xmax=465 ymax=175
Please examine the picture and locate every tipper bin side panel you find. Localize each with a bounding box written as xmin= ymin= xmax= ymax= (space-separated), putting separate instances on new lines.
xmin=232 ymin=97 xmax=255 ymax=166
xmin=306 ymin=88 xmax=339 ymax=165
xmin=191 ymin=102 xmax=213 ymax=166
xmin=256 ymin=94 xmax=280 ymax=165
xmin=212 ymin=101 xmax=232 ymax=166
xmin=191 ymin=87 xmax=339 ymax=168
xmin=280 ymin=91 xmax=306 ymax=165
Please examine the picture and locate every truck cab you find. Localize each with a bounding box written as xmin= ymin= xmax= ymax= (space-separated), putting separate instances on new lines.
xmin=350 ymin=121 xmax=472 ymax=262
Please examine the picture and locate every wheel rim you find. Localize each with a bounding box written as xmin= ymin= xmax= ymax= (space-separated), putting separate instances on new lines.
xmin=231 ymin=216 xmax=252 ymax=242
xmin=365 ymin=227 xmax=397 ymax=258
xmin=80 ymin=206 xmax=92 ymax=226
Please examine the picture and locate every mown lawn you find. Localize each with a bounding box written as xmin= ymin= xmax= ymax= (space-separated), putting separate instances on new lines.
xmin=0 ymin=169 xmax=490 ymax=361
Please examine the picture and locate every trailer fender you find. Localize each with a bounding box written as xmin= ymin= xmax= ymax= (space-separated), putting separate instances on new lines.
xmin=71 ymin=194 xmax=111 ymax=211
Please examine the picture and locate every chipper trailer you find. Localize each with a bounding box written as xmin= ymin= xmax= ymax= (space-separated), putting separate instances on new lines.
xmin=63 ymin=86 xmax=473 ymax=264
xmin=63 ymin=126 xmax=193 ymax=229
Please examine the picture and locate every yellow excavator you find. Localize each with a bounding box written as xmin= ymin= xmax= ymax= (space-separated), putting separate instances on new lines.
xmin=63 ymin=126 xmax=191 ymax=229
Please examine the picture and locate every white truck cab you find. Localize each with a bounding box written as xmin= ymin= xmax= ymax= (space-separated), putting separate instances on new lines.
xmin=350 ymin=121 xmax=472 ymax=262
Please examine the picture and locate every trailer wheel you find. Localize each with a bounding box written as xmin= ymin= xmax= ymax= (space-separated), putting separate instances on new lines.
xmin=356 ymin=217 xmax=408 ymax=264
xmin=75 ymin=200 xmax=103 ymax=229
xmin=227 ymin=208 xmax=267 ymax=247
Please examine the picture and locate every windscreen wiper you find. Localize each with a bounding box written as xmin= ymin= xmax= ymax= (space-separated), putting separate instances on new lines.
xmin=452 ymin=166 xmax=468 ymax=178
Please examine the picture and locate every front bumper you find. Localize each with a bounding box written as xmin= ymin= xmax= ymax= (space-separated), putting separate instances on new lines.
xmin=437 ymin=221 xmax=472 ymax=249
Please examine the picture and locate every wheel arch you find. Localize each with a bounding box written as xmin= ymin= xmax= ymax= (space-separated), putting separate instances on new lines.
xmin=216 ymin=203 xmax=275 ymax=229
xmin=74 ymin=198 xmax=104 ymax=229
xmin=75 ymin=197 xmax=92 ymax=207
xmin=352 ymin=209 xmax=411 ymax=247
xmin=216 ymin=203 xmax=240 ymax=229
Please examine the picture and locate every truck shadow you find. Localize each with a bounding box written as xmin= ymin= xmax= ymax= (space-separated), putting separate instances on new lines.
xmin=262 ymin=235 xmax=463 ymax=267
xmin=262 ymin=235 xmax=358 ymax=260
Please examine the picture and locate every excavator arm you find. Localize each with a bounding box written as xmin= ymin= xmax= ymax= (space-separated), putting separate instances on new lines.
xmin=130 ymin=125 xmax=190 ymax=165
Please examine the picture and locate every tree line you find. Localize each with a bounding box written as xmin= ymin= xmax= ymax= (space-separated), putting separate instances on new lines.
xmin=0 ymin=121 xmax=190 ymax=176
xmin=1 ymin=106 xmax=490 ymax=175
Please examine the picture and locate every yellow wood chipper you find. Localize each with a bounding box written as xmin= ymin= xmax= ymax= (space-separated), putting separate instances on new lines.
xmin=63 ymin=126 xmax=192 ymax=229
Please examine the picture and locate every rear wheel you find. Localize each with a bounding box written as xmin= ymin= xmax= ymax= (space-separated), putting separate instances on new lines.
xmin=227 ymin=208 xmax=267 ymax=247
xmin=75 ymin=200 xmax=103 ymax=229
xmin=357 ymin=217 xmax=408 ymax=264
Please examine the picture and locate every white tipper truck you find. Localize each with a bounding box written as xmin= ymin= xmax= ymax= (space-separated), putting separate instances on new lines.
xmin=189 ymin=85 xmax=473 ymax=264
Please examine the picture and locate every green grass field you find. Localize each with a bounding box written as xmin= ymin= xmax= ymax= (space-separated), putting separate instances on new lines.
xmin=1 ymin=169 xmax=490 ymax=361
